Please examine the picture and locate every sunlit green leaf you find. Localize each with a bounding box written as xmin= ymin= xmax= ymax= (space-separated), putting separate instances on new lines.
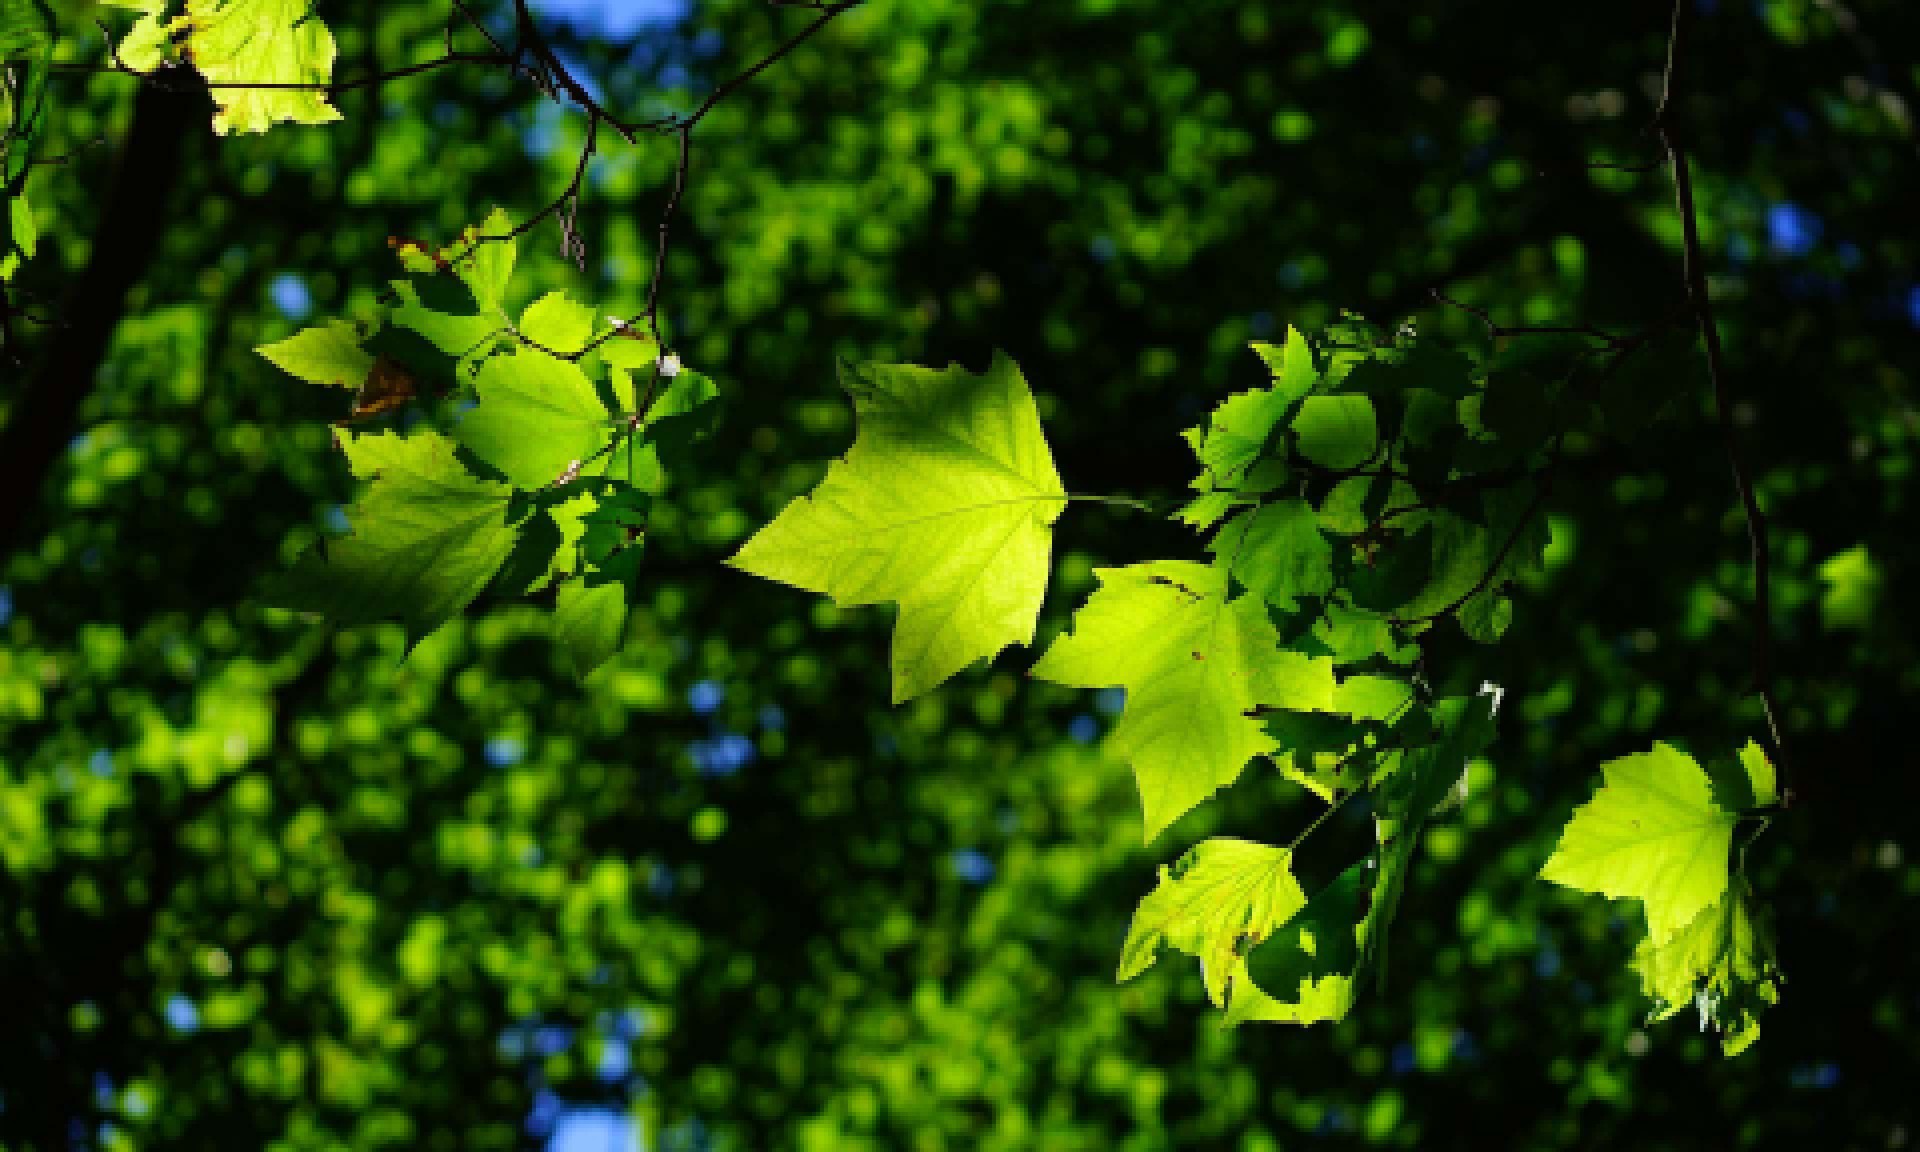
xmin=731 ymin=353 xmax=1065 ymax=703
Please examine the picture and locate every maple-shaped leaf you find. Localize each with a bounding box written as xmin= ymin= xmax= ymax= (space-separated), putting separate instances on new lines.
xmin=1540 ymin=741 xmax=1751 ymax=944
xmin=1633 ymin=875 xmax=1782 ymax=1056
xmin=458 ymin=348 xmax=615 ymax=490
xmin=268 ymin=430 xmax=518 ymax=641
xmin=183 ymin=0 xmax=344 ymax=135
xmin=1543 ymin=739 xmax=1783 ymax=1056
xmin=730 ymin=353 xmax=1066 ymax=703
xmin=1118 ymin=838 xmax=1306 ymax=1009
xmin=1032 ymin=561 xmax=1332 ymax=839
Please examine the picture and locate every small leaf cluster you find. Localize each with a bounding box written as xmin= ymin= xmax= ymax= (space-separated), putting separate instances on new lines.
xmin=257 ymin=211 xmax=720 ymax=677
xmin=1 ymin=0 xmax=52 ymax=288
xmin=726 ymin=317 xmax=1782 ymax=1052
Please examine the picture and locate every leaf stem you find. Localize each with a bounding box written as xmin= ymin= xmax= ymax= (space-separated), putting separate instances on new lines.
xmin=1066 ymin=493 xmax=1164 ymax=516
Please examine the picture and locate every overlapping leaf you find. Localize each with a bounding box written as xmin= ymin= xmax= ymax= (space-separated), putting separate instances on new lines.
xmin=268 ymin=430 xmax=518 ymax=641
xmin=1118 ymin=838 xmax=1306 ymax=1009
xmin=1031 ymin=561 xmax=1335 ymax=839
xmin=1633 ymin=876 xmax=1782 ymax=1056
xmin=256 ymin=211 xmax=696 ymax=679
xmin=1542 ymin=740 xmax=1784 ymax=1055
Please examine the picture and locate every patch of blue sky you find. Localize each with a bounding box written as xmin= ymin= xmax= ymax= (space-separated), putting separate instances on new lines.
xmin=1766 ymin=202 xmax=1821 ymax=257
xmin=270 ymin=274 xmax=312 ymax=320
xmin=535 ymin=0 xmax=690 ymax=40
xmin=165 ymin=995 xmax=199 ymax=1034
xmin=548 ymin=1108 xmax=641 ymax=1152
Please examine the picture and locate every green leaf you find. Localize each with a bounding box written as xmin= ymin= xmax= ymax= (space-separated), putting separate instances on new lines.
xmin=1397 ymin=489 xmax=1548 ymax=623
xmin=1539 ymin=742 xmax=1742 ymax=944
xmin=458 ymin=349 xmax=614 ymax=489
xmin=1312 ymin=604 xmax=1418 ymax=666
xmin=1192 ymin=385 xmax=1293 ymax=489
xmin=116 ymin=8 xmax=172 ymax=73
xmin=598 ymin=334 xmax=661 ymax=375
xmin=1376 ymin=693 xmax=1495 ymax=821
xmin=596 ymin=367 xmax=722 ymax=493
xmin=1291 ymin=394 xmax=1377 ymax=470
xmin=1739 ymin=741 xmax=1777 ymax=808
xmin=1032 ymin=561 xmax=1317 ymax=839
xmin=2 ymin=183 xmax=36 ymax=282
xmin=1208 ymin=499 xmax=1332 ymax=609
xmin=1118 ymin=838 xmax=1306 ymax=1010
xmin=392 ymin=283 xmax=503 ymax=364
xmin=1456 ymin=586 xmax=1513 ymax=642
xmin=268 ymin=430 xmax=519 ymax=641
xmin=1632 ymin=877 xmax=1782 ymax=1056
xmin=554 ymin=578 xmax=629 ymax=679
xmin=1339 ymin=342 xmax=1477 ymax=400
xmin=1176 ymin=490 xmax=1240 ymax=531
xmin=0 ymin=0 xmax=51 ymax=59
xmin=730 ymin=352 xmax=1066 ymax=703
xmin=451 ymin=208 xmax=517 ymax=315
xmin=257 ymin=321 xmax=372 ymax=389
xmin=185 ymin=0 xmax=344 ymax=135
xmin=1346 ymin=523 xmax=1437 ymax=612
xmin=519 ymin=291 xmax=595 ymax=353
xmin=1816 ymin=544 xmax=1880 ymax=631
xmin=1316 ymin=473 xmax=1413 ymax=535
xmin=1249 ymin=325 xmax=1320 ymax=404
xmin=1234 ymin=824 xmax=1422 ymax=1026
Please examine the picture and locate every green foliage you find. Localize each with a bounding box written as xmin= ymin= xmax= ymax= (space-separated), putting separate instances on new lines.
xmin=256 ymin=320 xmax=373 ymax=388
xmin=269 ymin=427 xmax=519 ymax=641
xmin=753 ymin=316 xmax=1773 ymax=1044
xmin=259 ymin=211 xmax=711 ymax=677
xmin=1032 ymin=560 xmax=1317 ymax=839
xmin=730 ymin=353 xmax=1066 ymax=703
xmin=0 ymin=0 xmax=49 ymax=285
xmin=177 ymin=0 xmax=344 ymax=135
xmin=1117 ymin=837 xmax=1305 ymax=1010
xmin=1542 ymin=741 xmax=1782 ymax=1053
xmin=8 ymin=1 xmax=1914 ymax=1145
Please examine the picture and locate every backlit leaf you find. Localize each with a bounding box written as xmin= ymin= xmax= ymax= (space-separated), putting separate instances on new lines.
xmin=731 ymin=352 xmax=1066 ymax=703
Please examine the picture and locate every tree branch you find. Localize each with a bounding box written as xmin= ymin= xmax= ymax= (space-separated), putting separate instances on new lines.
xmin=1654 ymin=0 xmax=1795 ymax=799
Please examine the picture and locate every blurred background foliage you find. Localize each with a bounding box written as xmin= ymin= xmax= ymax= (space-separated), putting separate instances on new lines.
xmin=1 ymin=0 xmax=1917 ymax=1148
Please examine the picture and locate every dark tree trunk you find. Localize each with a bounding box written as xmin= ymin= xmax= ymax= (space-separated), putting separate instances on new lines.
xmin=0 ymin=79 xmax=204 ymax=564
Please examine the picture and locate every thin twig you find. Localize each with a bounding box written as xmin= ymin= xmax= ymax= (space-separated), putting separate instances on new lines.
xmin=1654 ymin=0 xmax=1795 ymax=800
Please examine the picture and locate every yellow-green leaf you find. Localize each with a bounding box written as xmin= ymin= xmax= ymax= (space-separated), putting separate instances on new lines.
xmin=1118 ymin=837 xmax=1306 ymax=1010
xmin=183 ymin=0 xmax=344 ymax=135
xmin=1540 ymin=742 xmax=1737 ymax=945
xmin=1032 ymin=561 xmax=1320 ymax=839
xmin=730 ymin=353 xmax=1066 ymax=703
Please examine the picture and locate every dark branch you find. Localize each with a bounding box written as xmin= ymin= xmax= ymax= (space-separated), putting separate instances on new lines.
xmin=1654 ymin=0 xmax=1796 ymax=799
